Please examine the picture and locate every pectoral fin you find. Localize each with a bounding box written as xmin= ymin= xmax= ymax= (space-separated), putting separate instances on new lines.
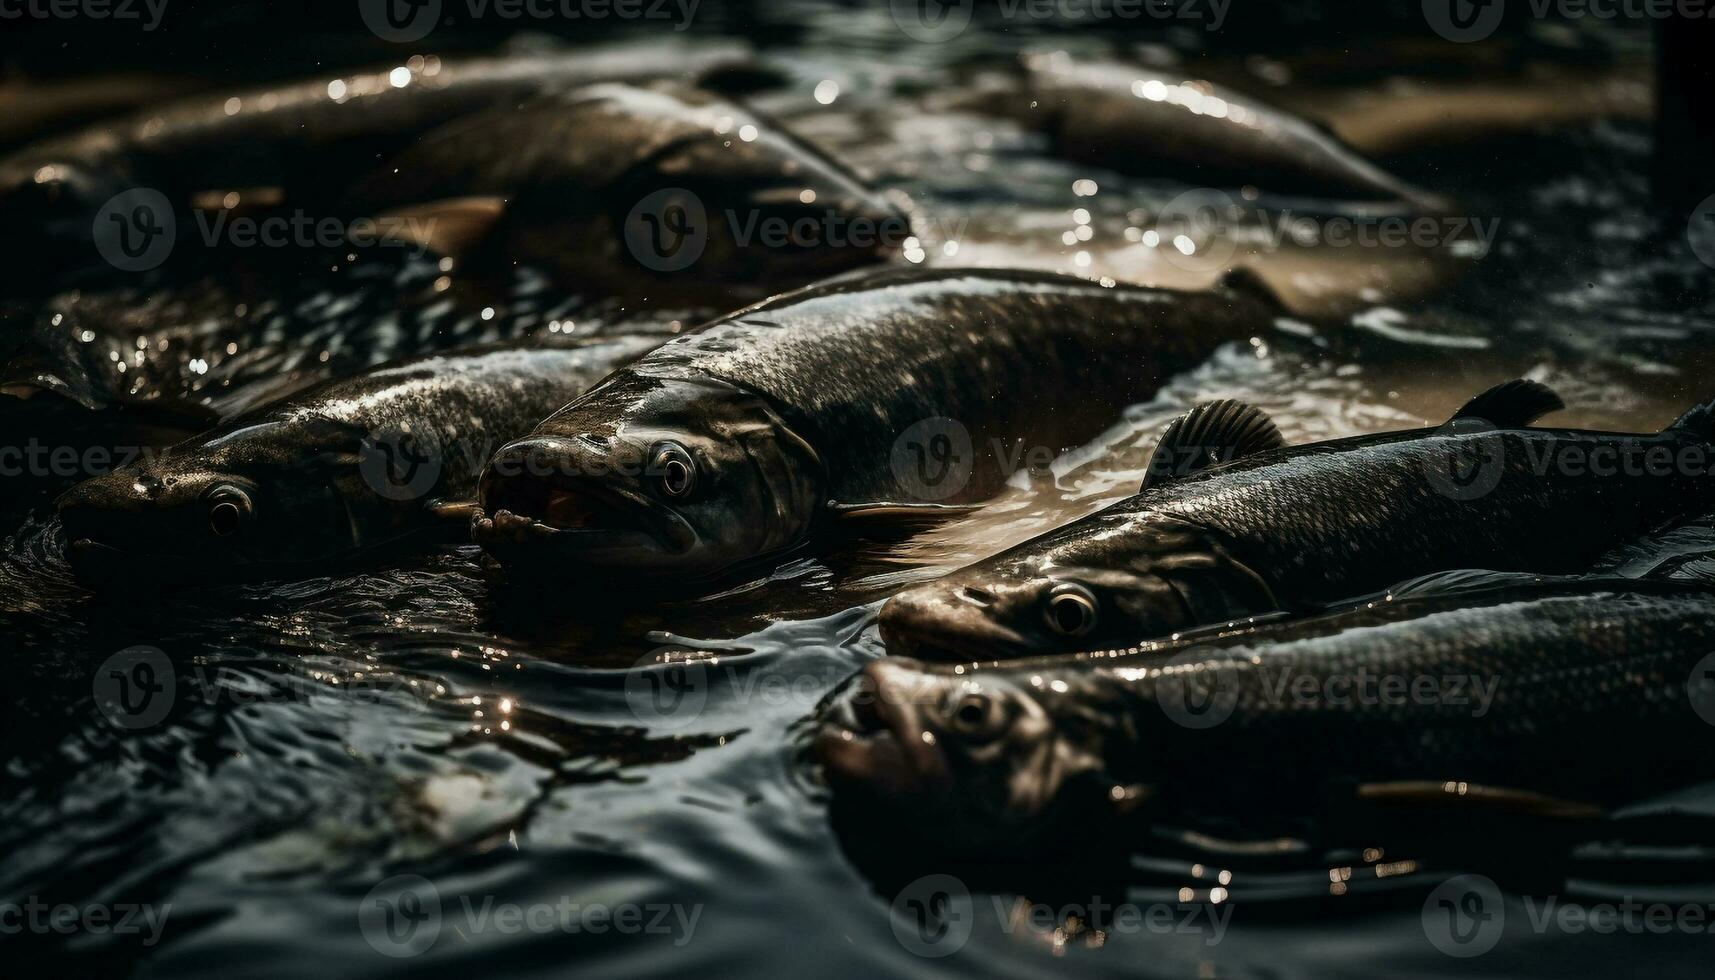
xmin=825 ymin=501 xmax=982 ymax=537
xmin=1140 ymin=399 xmax=1284 ymax=492
xmin=1358 ymin=780 xmax=1604 ymax=820
xmin=376 ymin=196 xmax=508 ymax=257
xmin=426 ymin=500 xmax=480 ymax=523
xmin=1449 ymin=378 xmax=1564 ymax=428
xmin=1385 ymin=568 xmax=1560 ymax=599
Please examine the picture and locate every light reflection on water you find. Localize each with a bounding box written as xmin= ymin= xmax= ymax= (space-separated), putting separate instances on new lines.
xmin=2 ymin=12 xmax=1714 ymax=980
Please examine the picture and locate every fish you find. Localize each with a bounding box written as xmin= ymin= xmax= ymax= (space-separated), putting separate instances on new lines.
xmin=0 ymin=41 xmax=766 ymax=290
xmin=472 ymin=267 xmax=1280 ymax=590
xmin=879 ymin=380 xmax=1715 ymax=660
xmin=345 ymin=81 xmax=906 ymax=301
xmin=819 ymin=574 xmax=1715 ymax=852
xmin=55 ymin=334 xmax=666 ymax=587
xmin=967 ymin=52 xmax=1448 ymax=210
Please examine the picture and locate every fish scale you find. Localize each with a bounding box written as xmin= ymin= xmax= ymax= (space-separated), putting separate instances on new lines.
xmin=820 ymin=581 xmax=1715 ymax=851
xmin=474 ymin=267 xmax=1277 ymax=586
xmin=881 ymin=392 xmax=1715 ymax=660
xmin=633 ymin=267 xmax=1269 ymax=506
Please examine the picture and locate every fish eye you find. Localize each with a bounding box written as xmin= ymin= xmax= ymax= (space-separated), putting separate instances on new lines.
xmin=205 ymin=486 xmax=253 ymax=537
xmin=947 ymin=691 xmax=1003 ymax=740
xmin=1044 ymin=583 xmax=1098 ymax=637
xmin=651 ymin=443 xmax=699 ymax=500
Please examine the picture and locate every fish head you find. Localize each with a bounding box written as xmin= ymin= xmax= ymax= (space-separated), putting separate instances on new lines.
xmin=616 ymin=92 xmax=910 ymax=290
xmin=880 ymin=519 xmax=1275 ymax=658
xmin=476 ymin=374 xmax=823 ymax=584
xmin=56 ymin=418 xmax=371 ymax=586
xmin=816 ymin=658 xmax=1117 ymax=847
xmin=0 ymin=155 xmax=134 ymax=282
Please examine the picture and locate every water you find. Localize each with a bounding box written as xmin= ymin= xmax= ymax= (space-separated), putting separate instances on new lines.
xmin=3 ymin=7 xmax=1714 ymax=978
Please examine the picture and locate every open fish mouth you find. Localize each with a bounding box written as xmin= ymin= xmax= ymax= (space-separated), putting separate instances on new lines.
xmin=473 ymin=470 xmax=695 ymax=565
xmin=814 ymin=660 xmax=951 ymax=798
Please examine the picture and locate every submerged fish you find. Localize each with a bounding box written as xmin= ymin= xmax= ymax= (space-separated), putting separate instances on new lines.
xmin=821 ymin=575 xmax=1715 ymax=851
xmin=880 ymin=381 xmax=1715 ymax=660
xmin=347 ymin=82 xmax=905 ymax=301
xmin=56 ymin=334 xmax=665 ymax=586
xmin=971 ymin=52 xmax=1446 ymax=209
xmin=473 ymin=267 xmax=1279 ymax=589
xmin=0 ymin=42 xmax=762 ymax=288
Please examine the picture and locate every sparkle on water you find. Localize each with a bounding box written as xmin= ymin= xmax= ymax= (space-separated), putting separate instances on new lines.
xmin=1 ymin=13 xmax=1711 ymax=980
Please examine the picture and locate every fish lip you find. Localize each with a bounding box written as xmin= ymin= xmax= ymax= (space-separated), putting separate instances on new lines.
xmin=878 ymin=596 xmax=1037 ymax=663
xmin=476 ymin=470 xmax=697 ymax=559
xmin=816 ymin=662 xmax=951 ymax=797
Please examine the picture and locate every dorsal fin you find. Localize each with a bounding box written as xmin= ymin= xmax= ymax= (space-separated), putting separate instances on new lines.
xmin=1141 ymin=400 xmax=1284 ymax=492
xmin=1666 ymin=398 xmax=1715 ymax=441
xmin=1449 ymin=379 xmax=1564 ymax=428
xmin=1386 ymin=568 xmax=1556 ymax=599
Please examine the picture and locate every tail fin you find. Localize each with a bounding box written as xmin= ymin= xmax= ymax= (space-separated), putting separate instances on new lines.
xmin=1666 ymin=399 xmax=1715 ymax=441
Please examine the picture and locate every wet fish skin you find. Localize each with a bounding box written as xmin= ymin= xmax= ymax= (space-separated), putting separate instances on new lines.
xmin=881 ymin=401 xmax=1715 ymax=661
xmin=56 ymin=334 xmax=665 ymax=587
xmin=473 ymin=267 xmax=1277 ymax=588
xmin=350 ymin=82 xmax=906 ymax=301
xmin=0 ymin=42 xmax=755 ymax=289
xmin=992 ymin=53 xmax=1447 ymax=209
xmin=821 ymin=579 xmax=1715 ymax=851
